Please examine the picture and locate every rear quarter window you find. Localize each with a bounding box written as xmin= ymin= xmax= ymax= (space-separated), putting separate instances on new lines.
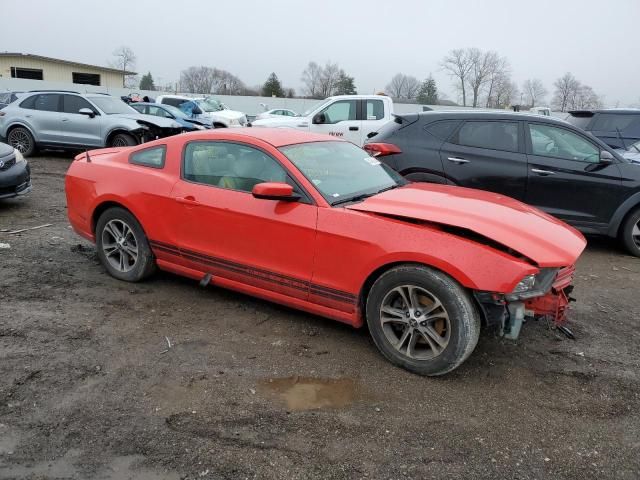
xmin=424 ymin=120 xmax=461 ymax=141
xmin=129 ymin=145 xmax=166 ymax=169
xmin=19 ymin=95 xmax=37 ymax=110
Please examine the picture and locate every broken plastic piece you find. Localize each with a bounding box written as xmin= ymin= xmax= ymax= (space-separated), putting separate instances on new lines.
xmin=199 ymin=273 xmax=212 ymax=287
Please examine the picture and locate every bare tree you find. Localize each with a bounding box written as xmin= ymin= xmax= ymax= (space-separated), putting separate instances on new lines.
xmin=180 ymin=66 xmax=217 ymax=94
xmin=484 ymin=56 xmax=510 ymax=108
xmin=318 ymin=62 xmax=341 ymax=98
xmin=569 ymin=84 xmax=603 ymax=110
xmin=441 ymin=48 xmax=474 ymax=106
xmin=301 ymin=62 xmax=323 ymax=98
xmin=385 ymin=73 xmax=420 ymax=100
xmin=552 ymin=73 xmax=580 ymax=112
xmin=467 ymin=49 xmax=499 ymax=108
xmin=111 ymin=46 xmax=137 ymax=87
xmin=212 ymin=69 xmax=246 ymax=95
xmin=523 ymin=79 xmax=548 ymax=108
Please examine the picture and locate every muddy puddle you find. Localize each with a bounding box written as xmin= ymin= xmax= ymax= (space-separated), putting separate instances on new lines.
xmin=259 ymin=376 xmax=365 ymax=411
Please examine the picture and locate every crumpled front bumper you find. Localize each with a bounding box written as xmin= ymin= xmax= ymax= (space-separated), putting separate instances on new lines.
xmin=475 ymin=266 xmax=576 ymax=339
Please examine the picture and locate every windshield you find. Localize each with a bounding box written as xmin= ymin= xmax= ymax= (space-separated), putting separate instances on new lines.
xmin=302 ymin=100 xmax=329 ymax=117
xmin=279 ymin=141 xmax=405 ymax=205
xmin=90 ymin=96 xmax=137 ymax=115
xmin=162 ymin=104 xmax=188 ymax=119
xmin=196 ymin=97 xmax=224 ymax=112
xmin=626 ymin=140 xmax=640 ymax=153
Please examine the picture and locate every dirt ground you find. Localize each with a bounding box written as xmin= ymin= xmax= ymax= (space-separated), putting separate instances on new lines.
xmin=1 ymin=154 xmax=639 ymax=480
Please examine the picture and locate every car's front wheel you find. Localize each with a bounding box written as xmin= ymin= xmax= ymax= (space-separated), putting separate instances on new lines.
xmin=8 ymin=127 xmax=36 ymax=157
xmin=96 ymin=207 xmax=156 ymax=282
xmin=109 ymin=132 xmax=137 ymax=148
xmin=621 ymin=207 xmax=640 ymax=257
xmin=366 ymin=265 xmax=481 ymax=376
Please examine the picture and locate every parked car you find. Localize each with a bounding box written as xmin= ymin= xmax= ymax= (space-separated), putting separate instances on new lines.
xmin=364 ymin=111 xmax=640 ymax=256
xmin=250 ymin=95 xmax=393 ymax=146
xmin=0 ymin=91 xmax=183 ymax=156
xmin=0 ymin=142 xmax=31 ymax=199
xmin=155 ymin=95 xmax=247 ymax=128
xmin=566 ymin=109 xmax=640 ymax=149
xmin=65 ymin=128 xmax=585 ymax=376
xmin=254 ymin=108 xmax=298 ymax=121
xmin=130 ymin=102 xmax=212 ymax=131
xmin=0 ymin=91 xmax=24 ymax=110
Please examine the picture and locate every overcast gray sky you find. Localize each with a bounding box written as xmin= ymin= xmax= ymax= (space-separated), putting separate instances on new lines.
xmin=3 ymin=0 xmax=639 ymax=106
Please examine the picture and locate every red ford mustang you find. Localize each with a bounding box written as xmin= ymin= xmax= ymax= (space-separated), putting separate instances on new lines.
xmin=65 ymin=129 xmax=586 ymax=375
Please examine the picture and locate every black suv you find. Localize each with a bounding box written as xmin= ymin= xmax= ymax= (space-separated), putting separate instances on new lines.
xmin=566 ymin=109 xmax=640 ymax=149
xmin=364 ymin=111 xmax=640 ymax=256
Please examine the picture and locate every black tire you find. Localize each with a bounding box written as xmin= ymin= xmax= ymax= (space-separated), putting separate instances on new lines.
xmin=620 ymin=207 xmax=640 ymax=257
xmin=109 ymin=132 xmax=138 ymax=147
xmin=7 ymin=126 xmax=36 ymax=157
xmin=95 ymin=207 xmax=156 ymax=282
xmin=366 ymin=265 xmax=481 ymax=376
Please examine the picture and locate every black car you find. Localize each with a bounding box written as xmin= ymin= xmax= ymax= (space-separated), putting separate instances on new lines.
xmin=0 ymin=142 xmax=31 ymax=199
xmin=364 ymin=111 xmax=640 ymax=256
xmin=566 ymin=109 xmax=640 ymax=149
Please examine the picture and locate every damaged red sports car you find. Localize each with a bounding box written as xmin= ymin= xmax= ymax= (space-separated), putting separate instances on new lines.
xmin=65 ymin=129 xmax=586 ymax=375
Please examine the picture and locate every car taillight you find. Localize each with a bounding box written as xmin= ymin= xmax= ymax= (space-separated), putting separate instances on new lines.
xmin=363 ymin=143 xmax=401 ymax=157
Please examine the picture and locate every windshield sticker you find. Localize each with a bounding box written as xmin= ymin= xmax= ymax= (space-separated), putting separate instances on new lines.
xmin=364 ymin=157 xmax=381 ymax=166
xmin=331 ymin=193 xmax=340 ymax=198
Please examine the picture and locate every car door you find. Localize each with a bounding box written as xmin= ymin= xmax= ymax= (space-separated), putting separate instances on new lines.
xmin=30 ymin=94 xmax=64 ymax=143
xmin=361 ymin=98 xmax=389 ymax=143
xmin=171 ymin=140 xmax=317 ymax=301
xmin=60 ymin=95 xmax=102 ymax=146
xmin=438 ymin=120 xmax=528 ymax=200
xmin=312 ymin=99 xmax=362 ymax=145
xmin=525 ymin=121 xmax=623 ymax=228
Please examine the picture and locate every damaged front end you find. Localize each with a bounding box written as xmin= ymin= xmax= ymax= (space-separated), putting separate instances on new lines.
xmin=474 ymin=266 xmax=576 ymax=340
xmin=134 ymin=120 xmax=183 ymax=143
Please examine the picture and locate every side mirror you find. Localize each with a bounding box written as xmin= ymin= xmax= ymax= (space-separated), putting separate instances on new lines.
xmin=312 ymin=113 xmax=326 ymax=124
xmin=78 ymin=108 xmax=95 ymax=118
xmin=252 ymin=182 xmax=300 ymax=202
xmin=600 ymin=150 xmax=614 ymax=163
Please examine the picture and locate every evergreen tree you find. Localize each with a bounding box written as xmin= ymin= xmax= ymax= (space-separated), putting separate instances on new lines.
xmin=261 ymin=72 xmax=284 ymax=97
xmin=334 ymin=71 xmax=357 ymax=95
xmin=139 ymin=72 xmax=155 ymax=91
xmin=416 ymin=75 xmax=439 ymax=105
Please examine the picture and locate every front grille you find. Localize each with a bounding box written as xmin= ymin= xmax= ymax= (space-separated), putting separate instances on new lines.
xmin=553 ymin=266 xmax=575 ymax=290
xmin=0 ymin=157 xmax=16 ymax=171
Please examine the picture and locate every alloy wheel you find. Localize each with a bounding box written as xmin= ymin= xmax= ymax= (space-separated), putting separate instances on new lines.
xmin=101 ymin=219 xmax=138 ymax=273
xmin=112 ymin=136 xmax=129 ymax=147
xmin=633 ymin=220 xmax=640 ymax=248
xmin=8 ymin=130 xmax=31 ymax=153
xmin=379 ymin=285 xmax=451 ymax=360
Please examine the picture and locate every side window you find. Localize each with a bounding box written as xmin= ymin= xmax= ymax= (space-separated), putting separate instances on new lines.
xmin=591 ymin=114 xmax=638 ymax=132
xmin=19 ymin=95 xmax=37 ymax=110
xmin=453 ymin=121 xmax=519 ymax=153
xmin=130 ymin=146 xmax=166 ymax=169
xmin=147 ymin=106 xmax=171 ymax=118
xmin=34 ymin=94 xmax=61 ymax=112
xmin=366 ymin=100 xmax=385 ymax=120
xmin=183 ymin=142 xmax=288 ymax=193
xmin=63 ymin=95 xmax=95 ymax=114
xmin=529 ymin=124 xmax=600 ymax=163
xmin=317 ymin=100 xmax=357 ymax=124
xmin=425 ymin=120 xmax=461 ymax=141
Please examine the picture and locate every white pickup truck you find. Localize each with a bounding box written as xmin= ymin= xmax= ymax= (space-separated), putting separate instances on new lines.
xmin=250 ymin=95 xmax=394 ymax=146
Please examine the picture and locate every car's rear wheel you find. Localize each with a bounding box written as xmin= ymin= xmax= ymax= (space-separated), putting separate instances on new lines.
xmin=366 ymin=265 xmax=481 ymax=376
xmin=620 ymin=207 xmax=640 ymax=257
xmin=109 ymin=132 xmax=137 ymax=147
xmin=96 ymin=207 xmax=155 ymax=282
xmin=8 ymin=127 xmax=36 ymax=157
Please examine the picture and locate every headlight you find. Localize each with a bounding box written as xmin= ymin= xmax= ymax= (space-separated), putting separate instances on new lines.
xmin=13 ymin=149 xmax=25 ymax=164
xmin=512 ymin=275 xmax=536 ymax=293
xmin=506 ymin=268 xmax=560 ymax=300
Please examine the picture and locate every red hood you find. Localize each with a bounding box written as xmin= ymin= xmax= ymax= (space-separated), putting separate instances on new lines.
xmin=346 ymin=183 xmax=586 ymax=267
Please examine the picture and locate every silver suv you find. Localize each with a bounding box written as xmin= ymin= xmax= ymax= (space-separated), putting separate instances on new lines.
xmin=0 ymin=91 xmax=183 ymax=156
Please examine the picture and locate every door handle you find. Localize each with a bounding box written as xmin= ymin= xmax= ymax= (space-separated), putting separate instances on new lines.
xmin=176 ymin=196 xmax=200 ymax=205
xmin=531 ymin=168 xmax=555 ymax=176
xmin=447 ymin=157 xmax=470 ymax=164
xmin=349 ymin=126 xmax=359 ymax=131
